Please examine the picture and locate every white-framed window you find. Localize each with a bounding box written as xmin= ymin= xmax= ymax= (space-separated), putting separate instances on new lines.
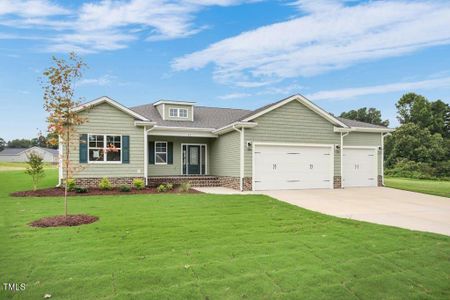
xmin=179 ymin=108 xmax=188 ymax=118
xmin=168 ymin=108 xmax=189 ymax=118
xmin=88 ymin=134 xmax=121 ymax=163
xmin=169 ymin=108 xmax=178 ymax=117
xmin=155 ymin=141 xmax=167 ymax=164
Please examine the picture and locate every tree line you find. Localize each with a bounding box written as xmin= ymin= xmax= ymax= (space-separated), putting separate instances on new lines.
xmin=0 ymin=133 xmax=58 ymax=151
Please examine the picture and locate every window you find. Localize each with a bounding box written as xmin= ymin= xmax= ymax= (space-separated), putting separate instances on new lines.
xmin=179 ymin=108 xmax=188 ymax=118
xmin=169 ymin=108 xmax=178 ymax=117
xmin=168 ymin=108 xmax=189 ymax=118
xmin=155 ymin=141 xmax=167 ymax=164
xmin=88 ymin=134 xmax=121 ymax=163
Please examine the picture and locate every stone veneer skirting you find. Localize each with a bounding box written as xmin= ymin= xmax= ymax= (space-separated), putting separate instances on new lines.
xmin=378 ymin=175 xmax=383 ymax=187
xmin=333 ymin=176 xmax=342 ymax=189
xmin=74 ymin=177 xmax=144 ymax=187
xmin=147 ymin=176 xmax=221 ymax=187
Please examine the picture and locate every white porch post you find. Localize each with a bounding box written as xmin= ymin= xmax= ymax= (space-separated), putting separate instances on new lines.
xmin=144 ymin=126 xmax=148 ymax=185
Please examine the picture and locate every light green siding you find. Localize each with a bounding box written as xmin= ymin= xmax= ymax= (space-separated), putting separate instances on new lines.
xmin=210 ymin=131 xmax=240 ymax=177
xmin=244 ymin=100 xmax=342 ymax=177
xmin=343 ymin=132 xmax=383 ymax=175
xmin=148 ymin=136 xmax=212 ymax=176
xmin=71 ymin=103 xmax=145 ymax=178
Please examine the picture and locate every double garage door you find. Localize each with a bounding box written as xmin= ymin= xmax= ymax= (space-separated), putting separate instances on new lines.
xmin=253 ymin=144 xmax=377 ymax=191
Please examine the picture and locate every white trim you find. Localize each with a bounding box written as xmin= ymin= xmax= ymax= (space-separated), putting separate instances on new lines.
xmin=340 ymin=132 xmax=349 ymax=188
xmin=242 ymin=94 xmax=348 ymax=128
xmin=251 ymin=142 xmax=335 ymax=191
xmin=147 ymin=125 xmax=217 ymax=138
xmin=87 ymin=133 xmax=123 ymax=164
xmin=153 ymin=100 xmax=195 ymax=106
xmin=134 ymin=121 xmax=156 ymax=126
xmin=162 ymin=103 xmax=166 ymax=120
xmin=213 ymin=122 xmax=258 ymax=135
xmin=73 ymin=96 xmax=149 ymax=121
xmin=154 ymin=141 xmax=168 ymax=165
xmin=232 ymin=124 xmax=245 ymax=191
xmin=342 ymin=146 xmax=378 ymax=150
xmin=144 ymin=126 xmax=148 ymax=185
xmin=168 ymin=107 xmax=189 ymax=119
xmin=191 ymin=106 xmax=194 ymax=122
xmin=334 ymin=126 xmax=394 ymax=133
xmin=180 ymin=143 xmax=208 ymax=175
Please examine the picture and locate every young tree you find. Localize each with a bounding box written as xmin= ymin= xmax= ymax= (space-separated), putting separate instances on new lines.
xmin=42 ymin=52 xmax=87 ymax=217
xmin=25 ymin=152 xmax=45 ymax=191
xmin=339 ymin=107 xmax=389 ymax=127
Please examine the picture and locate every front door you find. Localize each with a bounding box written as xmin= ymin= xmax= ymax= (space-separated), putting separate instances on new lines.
xmin=183 ymin=144 xmax=206 ymax=175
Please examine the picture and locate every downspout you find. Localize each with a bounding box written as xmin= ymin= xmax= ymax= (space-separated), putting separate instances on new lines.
xmin=232 ymin=124 xmax=244 ymax=191
xmin=340 ymin=131 xmax=349 ymax=188
xmin=381 ymin=132 xmax=392 ymax=186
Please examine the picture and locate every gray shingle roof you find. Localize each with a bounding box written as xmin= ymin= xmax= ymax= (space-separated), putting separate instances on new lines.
xmin=131 ymin=104 xmax=251 ymax=129
xmin=336 ymin=117 xmax=388 ymax=129
xmin=0 ymin=147 xmax=59 ymax=156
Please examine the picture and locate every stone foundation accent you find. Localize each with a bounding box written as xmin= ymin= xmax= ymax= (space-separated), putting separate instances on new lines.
xmin=243 ymin=177 xmax=252 ymax=191
xmin=217 ymin=176 xmax=240 ymax=190
xmin=378 ymin=175 xmax=383 ymax=187
xmin=147 ymin=176 xmax=221 ymax=187
xmin=334 ymin=176 xmax=342 ymax=189
xmin=74 ymin=177 xmax=144 ymax=188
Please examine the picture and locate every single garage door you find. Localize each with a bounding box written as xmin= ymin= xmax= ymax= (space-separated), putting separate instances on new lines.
xmin=253 ymin=144 xmax=333 ymax=191
xmin=343 ymin=147 xmax=377 ymax=187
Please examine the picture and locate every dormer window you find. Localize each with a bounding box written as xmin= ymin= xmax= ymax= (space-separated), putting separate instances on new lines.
xmin=169 ymin=108 xmax=188 ymax=118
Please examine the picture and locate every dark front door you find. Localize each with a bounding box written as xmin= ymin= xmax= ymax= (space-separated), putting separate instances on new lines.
xmin=187 ymin=145 xmax=201 ymax=175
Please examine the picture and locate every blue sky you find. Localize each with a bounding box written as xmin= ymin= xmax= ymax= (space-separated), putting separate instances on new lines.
xmin=0 ymin=0 xmax=450 ymax=141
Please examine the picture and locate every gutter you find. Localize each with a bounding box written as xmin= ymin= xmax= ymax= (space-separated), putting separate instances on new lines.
xmin=334 ymin=126 xmax=394 ymax=133
xmin=213 ymin=122 xmax=257 ymax=135
xmin=340 ymin=131 xmax=349 ymax=188
xmin=232 ymin=124 xmax=245 ymax=192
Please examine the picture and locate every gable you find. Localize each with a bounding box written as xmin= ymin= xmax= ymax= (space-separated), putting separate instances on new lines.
xmin=74 ymin=96 xmax=148 ymax=121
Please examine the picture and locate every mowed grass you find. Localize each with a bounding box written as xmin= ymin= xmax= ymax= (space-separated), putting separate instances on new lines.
xmin=385 ymin=177 xmax=450 ymax=198
xmin=1 ymin=170 xmax=449 ymax=299
xmin=0 ymin=161 xmax=57 ymax=171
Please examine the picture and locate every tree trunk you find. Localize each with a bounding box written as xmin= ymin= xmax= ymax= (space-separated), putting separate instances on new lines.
xmin=64 ymin=129 xmax=70 ymax=218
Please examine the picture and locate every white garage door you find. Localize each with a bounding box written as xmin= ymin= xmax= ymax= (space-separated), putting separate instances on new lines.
xmin=253 ymin=144 xmax=333 ymax=191
xmin=343 ymin=147 xmax=377 ymax=187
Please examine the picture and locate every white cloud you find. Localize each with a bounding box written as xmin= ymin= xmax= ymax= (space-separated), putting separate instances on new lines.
xmin=306 ymin=76 xmax=450 ymax=101
xmin=77 ymin=74 xmax=116 ymax=86
xmin=173 ymin=0 xmax=450 ymax=86
xmin=0 ymin=0 xmax=253 ymax=53
xmin=218 ymin=92 xmax=251 ymax=99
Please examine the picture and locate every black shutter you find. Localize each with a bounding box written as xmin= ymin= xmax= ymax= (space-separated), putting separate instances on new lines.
xmin=149 ymin=141 xmax=155 ymax=164
xmin=79 ymin=134 xmax=88 ymax=163
xmin=168 ymin=142 xmax=173 ymax=164
xmin=122 ymin=135 xmax=130 ymax=163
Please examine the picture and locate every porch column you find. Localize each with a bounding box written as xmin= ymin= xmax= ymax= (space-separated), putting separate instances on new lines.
xmin=144 ymin=126 xmax=148 ymax=185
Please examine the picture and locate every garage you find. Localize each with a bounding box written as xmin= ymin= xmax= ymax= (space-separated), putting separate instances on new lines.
xmin=342 ymin=147 xmax=378 ymax=187
xmin=253 ymin=143 xmax=334 ymax=191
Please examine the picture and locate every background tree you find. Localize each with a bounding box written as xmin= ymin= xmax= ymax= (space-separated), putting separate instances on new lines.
xmin=42 ymin=52 xmax=87 ymax=217
xmin=339 ymin=107 xmax=389 ymax=126
xmin=0 ymin=138 xmax=5 ymax=151
xmin=7 ymin=138 xmax=33 ymax=148
xmin=25 ymin=152 xmax=45 ymax=191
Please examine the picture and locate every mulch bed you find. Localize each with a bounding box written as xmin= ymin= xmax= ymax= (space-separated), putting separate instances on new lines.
xmin=11 ymin=187 xmax=201 ymax=197
xmin=29 ymin=214 xmax=99 ymax=227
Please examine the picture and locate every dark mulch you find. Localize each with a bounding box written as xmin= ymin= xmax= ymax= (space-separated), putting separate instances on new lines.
xmin=11 ymin=187 xmax=201 ymax=197
xmin=29 ymin=214 xmax=99 ymax=228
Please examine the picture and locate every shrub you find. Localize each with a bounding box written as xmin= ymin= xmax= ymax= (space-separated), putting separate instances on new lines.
xmin=99 ymin=177 xmax=112 ymax=190
xmin=66 ymin=178 xmax=76 ymax=192
xmin=75 ymin=187 xmax=88 ymax=193
xmin=119 ymin=185 xmax=131 ymax=192
xmin=156 ymin=184 xmax=167 ymax=193
xmin=385 ymin=159 xmax=450 ymax=180
xmin=166 ymin=183 xmax=173 ymax=191
xmin=133 ymin=178 xmax=145 ymax=190
xmin=179 ymin=181 xmax=191 ymax=192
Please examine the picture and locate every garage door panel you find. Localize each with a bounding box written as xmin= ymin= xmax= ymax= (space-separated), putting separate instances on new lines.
xmin=254 ymin=144 xmax=332 ymax=191
xmin=343 ymin=148 xmax=377 ymax=187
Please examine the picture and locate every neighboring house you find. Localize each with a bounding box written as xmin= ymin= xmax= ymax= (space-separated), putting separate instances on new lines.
xmin=63 ymin=94 xmax=393 ymax=191
xmin=0 ymin=147 xmax=59 ymax=163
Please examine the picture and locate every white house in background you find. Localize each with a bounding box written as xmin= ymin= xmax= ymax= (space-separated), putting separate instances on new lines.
xmin=0 ymin=147 xmax=59 ymax=163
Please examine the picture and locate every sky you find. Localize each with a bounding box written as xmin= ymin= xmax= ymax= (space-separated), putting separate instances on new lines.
xmin=0 ymin=0 xmax=450 ymax=141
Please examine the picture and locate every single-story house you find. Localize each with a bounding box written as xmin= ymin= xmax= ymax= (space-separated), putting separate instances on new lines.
xmin=62 ymin=94 xmax=393 ymax=191
xmin=0 ymin=147 xmax=59 ymax=163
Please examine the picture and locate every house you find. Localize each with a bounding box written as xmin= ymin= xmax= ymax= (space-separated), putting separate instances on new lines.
xmin=62 ymin=94 xmax=393 ymax=191
xmin=0 ymin=147 xmax=59 ymax=163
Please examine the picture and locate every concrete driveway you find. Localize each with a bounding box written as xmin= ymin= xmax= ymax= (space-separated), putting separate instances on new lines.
xmin=263 ymin=187 xmax=450 ymax=236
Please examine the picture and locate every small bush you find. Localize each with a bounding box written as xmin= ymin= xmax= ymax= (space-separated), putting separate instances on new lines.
xmin=75 ymin=187 xmax=88 ymax=193
xmin=119 ymin=185 xmax=131 ymax=192
xmin=66 ymin=179 xmax=76 ymax=192
xmin=133 ymin=178 xmax=145 ymax=190
xmin=179 ymin=181 xmax=191 ymax=192
xmin=156 ymin=184 xmax=167 ymax=193
xmin=99 ymin=177 xmax=112 ymax=190
xmin=166 ymin=183 xmax=173 ymax=191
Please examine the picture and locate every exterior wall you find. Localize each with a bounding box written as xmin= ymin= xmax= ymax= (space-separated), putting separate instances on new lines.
xmin=148 ymin=136 xmax=212 ymax=176
xmin=164 ymin=104 xmax=193 ymax=121
xmin=210 ymin=131 xmax=240 ymax=177
xmin=244 ymin=100 xmax=341 ymax=178
xmin=343 ymin=132 xmax=382 ymax=175
xmin=70 ymin=102 xmax=145 ymax=178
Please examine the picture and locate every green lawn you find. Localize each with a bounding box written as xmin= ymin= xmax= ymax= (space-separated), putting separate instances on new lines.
xmin=0 ymin=161 xmax=57 ymax=171
xmin=1 ymin=170 xmax=449 ymax=299
xmin=385 ymin=177 xmax=450 ymax=198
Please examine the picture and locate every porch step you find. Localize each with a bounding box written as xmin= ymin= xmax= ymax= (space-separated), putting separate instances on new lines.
xmin=147 ymin=176 xmax=221 ymax=187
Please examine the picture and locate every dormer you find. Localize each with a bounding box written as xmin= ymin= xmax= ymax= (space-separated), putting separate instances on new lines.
xmin=153 ymin=100 xmax=195 ymax=122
